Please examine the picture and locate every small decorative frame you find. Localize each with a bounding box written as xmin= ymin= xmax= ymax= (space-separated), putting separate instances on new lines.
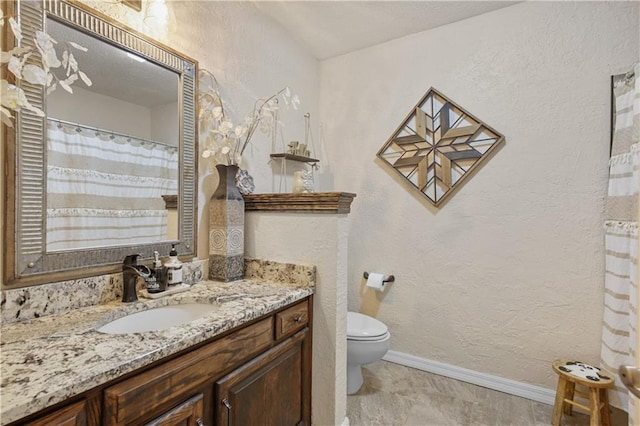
xmin=377 ymin=88 xmax=504 ymax=207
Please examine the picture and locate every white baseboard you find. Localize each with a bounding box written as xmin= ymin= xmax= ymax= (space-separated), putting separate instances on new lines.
xmin=382 ymin=350 xmax=556 ymax=406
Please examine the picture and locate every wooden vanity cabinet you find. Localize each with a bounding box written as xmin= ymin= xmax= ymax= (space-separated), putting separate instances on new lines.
xmin=12 ymin=296 xmax=311 ymax=426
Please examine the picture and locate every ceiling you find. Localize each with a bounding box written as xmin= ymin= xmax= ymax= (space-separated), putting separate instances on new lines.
xmin=254 ymin=1 xmax=520 ymax=60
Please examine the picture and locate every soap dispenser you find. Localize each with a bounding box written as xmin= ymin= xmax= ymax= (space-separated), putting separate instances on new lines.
xmin=150 ymin=251 xmax=167 ymax=293
xmin=165 ymin=244 xmax=183 ymax=286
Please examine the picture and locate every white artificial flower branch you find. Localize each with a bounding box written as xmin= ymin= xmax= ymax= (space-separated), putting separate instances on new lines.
xmin=199 ymin=68 xmax=300 ymax=167
xmin=0 ymin=9 xmax=91 ymax=127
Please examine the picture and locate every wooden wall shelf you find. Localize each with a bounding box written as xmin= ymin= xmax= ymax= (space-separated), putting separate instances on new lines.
xmin=244 ymin=192 xmax=356 ymax=214
xmin=270 ymin=153 xmax=319 ymax=164
xmin=162 ymin=194 xmax=177 ymax=210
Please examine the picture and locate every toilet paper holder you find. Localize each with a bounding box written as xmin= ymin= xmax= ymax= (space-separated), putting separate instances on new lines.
xmin=363 ymin=271 xmax=395 ymax=283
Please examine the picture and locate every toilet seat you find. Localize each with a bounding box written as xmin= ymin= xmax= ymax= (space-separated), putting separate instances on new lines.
xmin=347 ymin=312 xmax=389 ymax=341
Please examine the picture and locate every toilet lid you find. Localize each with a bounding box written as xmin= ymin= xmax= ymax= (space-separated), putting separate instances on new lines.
xmin=347 ymin=312 xmax=388 ymax=339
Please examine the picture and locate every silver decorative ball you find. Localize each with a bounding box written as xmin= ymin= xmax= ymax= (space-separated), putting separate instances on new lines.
xmin=235 ymin=168 xmax=255 ymax=195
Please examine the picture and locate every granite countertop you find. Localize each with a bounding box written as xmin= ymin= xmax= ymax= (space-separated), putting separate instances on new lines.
xmin=0 ymin=277 xmax=314 ymax=425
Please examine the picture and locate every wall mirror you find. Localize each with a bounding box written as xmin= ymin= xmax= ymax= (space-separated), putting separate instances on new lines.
xmin=5 ymin=0 xmax=198 ymax=286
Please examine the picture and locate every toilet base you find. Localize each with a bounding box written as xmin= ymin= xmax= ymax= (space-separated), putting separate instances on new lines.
xmin=347 ymin=364 xmax=364 ymax=395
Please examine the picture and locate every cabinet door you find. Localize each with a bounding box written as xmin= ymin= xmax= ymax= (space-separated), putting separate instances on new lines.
xmin=216 ymin=329 xmax=310 ymax=426
xmin=24 ymin=400 xmax=87 ymax=426
xmin=145 ymin=394 xmax=204 ymax=426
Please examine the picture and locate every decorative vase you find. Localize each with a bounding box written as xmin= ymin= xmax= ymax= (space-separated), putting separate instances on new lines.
xmin=209 ymin=164 xmax=244 ymax=281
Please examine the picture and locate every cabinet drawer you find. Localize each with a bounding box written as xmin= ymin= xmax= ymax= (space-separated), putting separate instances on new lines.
xmin=145 ymin=393 xmax=203 ymax=426
xmin=275 ymin=300 xmax=309 ymax=340
xmin=104 ymin=317 xmax=273 ymax=425
xmin=24 ymin=400 xmax=87 ymax=426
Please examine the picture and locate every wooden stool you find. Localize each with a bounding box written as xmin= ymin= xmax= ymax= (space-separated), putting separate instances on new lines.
xmin=552 ymin=359 xmax=614 ymax=426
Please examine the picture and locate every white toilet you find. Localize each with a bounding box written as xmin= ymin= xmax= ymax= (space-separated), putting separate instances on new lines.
xmin=347 ymin=311 xmax=391 ymax=394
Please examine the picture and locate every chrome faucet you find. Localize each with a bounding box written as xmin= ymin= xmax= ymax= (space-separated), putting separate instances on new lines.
xmin=122 ymin=254 xmax=151 ymax=303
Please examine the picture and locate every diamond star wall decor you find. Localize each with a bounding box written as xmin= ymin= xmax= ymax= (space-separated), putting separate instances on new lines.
xmin=377 ymin=88 xmax=504 ymax=207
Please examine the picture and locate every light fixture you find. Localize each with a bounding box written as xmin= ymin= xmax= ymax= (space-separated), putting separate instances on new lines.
xmin=144 ymin=0 xmax=168 ymax=28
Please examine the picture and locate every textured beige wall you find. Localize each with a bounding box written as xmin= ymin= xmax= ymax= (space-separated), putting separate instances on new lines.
xmin=319 ymin=1 xmax=639 ymax=390
xmin=245 ymin=212 xmax=349 ymax=426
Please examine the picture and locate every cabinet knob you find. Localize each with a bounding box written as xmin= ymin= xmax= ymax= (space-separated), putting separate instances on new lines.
xmin=196 ymin=419 xmax=203 ymax=426
xmin=294 ymin=315 xmax=303 ymax=323
xmin=222 ymin=398 xmax=232 ymax=410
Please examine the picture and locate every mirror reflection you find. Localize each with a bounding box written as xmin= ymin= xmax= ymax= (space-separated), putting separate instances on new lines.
xmin=7 ymin=0 xmax=197 ymax=286
xmin=45 ymin=18 xmax=180 ymax=251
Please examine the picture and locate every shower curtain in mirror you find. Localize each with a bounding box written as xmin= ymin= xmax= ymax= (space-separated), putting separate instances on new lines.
xmin=600 ymin=63 xmax=639 ymax=423
xmin=46 ymin=120 xmax=179 ymax=251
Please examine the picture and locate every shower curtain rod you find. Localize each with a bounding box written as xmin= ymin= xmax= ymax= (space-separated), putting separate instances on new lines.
xmin=48 ymin=117 xmax=178 ymax=150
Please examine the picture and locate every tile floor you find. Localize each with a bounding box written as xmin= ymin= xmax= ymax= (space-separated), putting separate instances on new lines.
xmin=347 ymin=361 xmax=625 ymax=426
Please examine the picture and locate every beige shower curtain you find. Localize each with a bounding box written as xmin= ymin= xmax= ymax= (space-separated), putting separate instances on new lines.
xmin=600 ymin=63 xmax=639 ymax=425
xmin=46 ymin=119 xmax=179 ymax=250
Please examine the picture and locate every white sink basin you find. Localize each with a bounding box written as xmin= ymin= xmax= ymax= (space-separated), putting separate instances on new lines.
xmin=97 ymin=303 xmax=217 ymax=334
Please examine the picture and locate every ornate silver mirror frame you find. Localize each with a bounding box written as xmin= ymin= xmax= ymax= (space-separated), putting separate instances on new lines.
xmin=5 ymin=0 xmax=197 ymax=286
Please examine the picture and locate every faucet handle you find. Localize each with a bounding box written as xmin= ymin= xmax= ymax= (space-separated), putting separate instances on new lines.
xmin=123 ymin=254 xmax=143 ymax=266
xmin=136 ymin=264 xmax=152 ymax=277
